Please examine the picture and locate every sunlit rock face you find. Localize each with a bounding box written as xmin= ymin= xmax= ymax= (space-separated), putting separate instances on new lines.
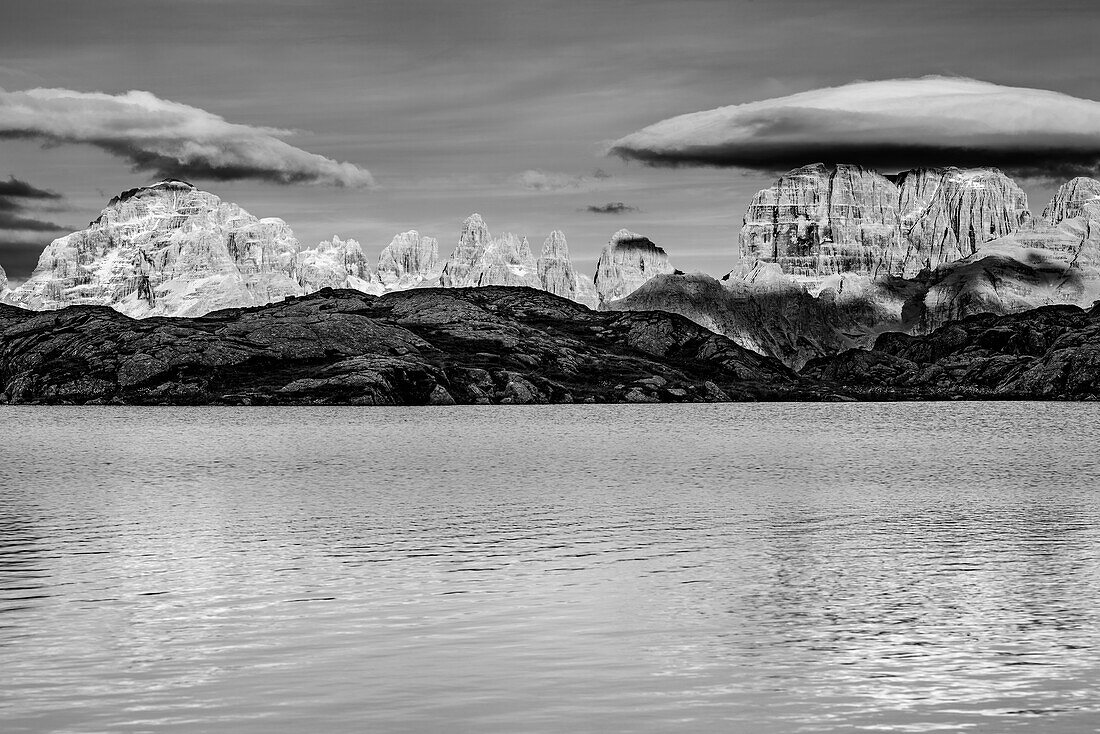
xmin=440 ymin=213 xmax=494 ymax=288
xmin=479 ymin=233 xmax=541 ymax=287
xmin=6 ymin=180 xmax=304 ymax=317
xmin=0 ymin=262 xmax=7 ymax=293
xmin=229 ymin=217 xmax=305 ymax=303
xmin=536 ymin=231 xmax=597 ymax=308
xmin=895 ymin=167 xmax=1031 ymax=276
xmin=741 ymin=165 xmax=1030 ymax=280
xmin=1042 ymin=177 xmax=1100 ymax=225
xmin=439 ymin=214 xmax=542 ymax=289
xmin=740 ymin=164 xmax=904 ymax=279
xmin=375 ymin=230 xmax=441 ymax=289
xmin=297 ymin=236 xmax=381 ymax=295
xmin=593 ymin=229 xmax=675 ymax=304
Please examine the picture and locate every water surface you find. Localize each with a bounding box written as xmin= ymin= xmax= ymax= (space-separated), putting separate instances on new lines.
xmin=2 ymin=404 xmax=1099 ymax=733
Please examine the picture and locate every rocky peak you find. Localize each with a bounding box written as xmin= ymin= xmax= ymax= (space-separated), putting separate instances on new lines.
xmin=441 ymin=213 xmax=494 ymax=288
xmin=742 ymin=164 xmax=1031 ymax=280
xmin=593 ymin=229 xmax=676 ymax=303
xmin=740 ymin=163 xmax=904 ymax=280
xmin=6 ymin=181 xmax=303 ymax=317
xmin=297 ymin=236 xmax=378 ymax=294
xmin=897 ymin=167 xmax=1030 ymax=275
xmin=536 ymin=231 xmax=597 ymax=308
xmin=1042 ymin=177 xmax=1100 ymax=225
xmin=376 ymin=230 xmax=441 ymax=288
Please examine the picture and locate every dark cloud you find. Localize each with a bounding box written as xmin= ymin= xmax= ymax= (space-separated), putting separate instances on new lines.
xmin=0 ymin=176 xmax=60 ymax=199
xmin=0 ymin=87 xmax=375 ymax=187
xmin=608 ymin=77 xmax=1100 ymax=179
xmin=585 ymin=202 xmax=638 ymax=214
xmin=0 ymin=211 xmax=67 ymax=231
xmin=0 ymin=175 xmax=70 ymax=233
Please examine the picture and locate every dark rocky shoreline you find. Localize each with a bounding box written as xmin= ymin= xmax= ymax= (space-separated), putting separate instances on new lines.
xmin=1 ymin=286 xmax=1097 ymax=405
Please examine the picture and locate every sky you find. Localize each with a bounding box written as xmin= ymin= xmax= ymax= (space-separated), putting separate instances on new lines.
xmin=3 ymin=0 xmax=1100 ymax=281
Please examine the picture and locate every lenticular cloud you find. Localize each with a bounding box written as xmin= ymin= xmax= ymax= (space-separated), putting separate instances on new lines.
xmin=608 ymin=77 xmax=1100 ymax=177
xmin=0 ymin=87 xmax=375 ymax=187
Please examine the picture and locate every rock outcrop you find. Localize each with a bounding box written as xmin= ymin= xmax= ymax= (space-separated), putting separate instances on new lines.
xmin=439 ymin=214 xmax=542 ymax=289
xmin=439 ymin=214 xmax=494 ymax=288
xmin=802 ymin=303 xmax=1100 ymax=400
xmin=536 ymin=231 xmax=597 ymax=308
xmin=741 ymin=165 xmax=1031 ymax=280
xmin=5 ymin=180 xmax=304 ymax=317
xmin=297 ymin=236 xmax=380 ymax=294
xmin=375 ymin=230 xmax=441 ymax=289
xmin=895 ymin=167 xmax=1030 ymax=275
xmin=610 ymin=266 xmax=917 ymax=370
xmin=913 ymin=242 xmax=1099 ymax=334
xmin=478 ymin=232 xmax=541 ymax=287
xmin=1042 ymin=177 xmax=1100 ymax=225
xmin=740 ymin=164 xmax=904 ymax=279
xmin=593 ymin=229 xmax=676 ymax=304
xmin=0 ymin=287 xmax=796 ymax=405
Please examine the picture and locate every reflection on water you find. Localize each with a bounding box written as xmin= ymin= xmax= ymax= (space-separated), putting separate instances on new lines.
xmin=1 ymin=404 xmax=1099 ymax=733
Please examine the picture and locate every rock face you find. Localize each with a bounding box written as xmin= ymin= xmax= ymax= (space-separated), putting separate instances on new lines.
xmin=375 ymin=230 xmax=441 ymax=289
xmin=741 ymin=165 xmax=1031 ymax=280
xmin=5 ymin=180 xmax=304 ymax=317
xmin=0 ymin=262 xmax=7 ymax=293
xmin=740 ymin=164 xmax=904 ymax=279
xmin=1042 ymin=177 xmax=1100 ymax=225
xmin=536 ymin=231 xmax=597 ymax=308
xmin=439 ymin=214 xmax=541 ymax=289
xmin=896 ymin=167 xmax=1031 ymax=275
xmin=0 ymin=186 xmax=622 ymax=315
xmin=439 ymin=214 xmax=494 ymax=288
xmin=0 ymin=287 xmax=795 ymax=405
xmin=478 ymin=233 xmax=541 ymax=287
xmin=593 ymin=229 xmax=676 ymax=304
xmin=297 ymin=236 xmax=380 ymax=294
xmin=802 ymin=303 xmax=1100 ymax=400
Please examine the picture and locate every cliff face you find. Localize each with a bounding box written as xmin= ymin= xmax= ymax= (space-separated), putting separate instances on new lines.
xmin=593 ymin=229 xmax=676 ymax=304
xmin=536 ymin=231 xmax=597 ymax=308
xmin=740 ymin=164 xmax=904 ymax=279
xmin=439 ymin=213 xmax=493 ymax=288
xmin=896 ymin=167 xmax=1031 ymax=275
xmin=477 ymin=233 xmax=541 ymax=288
xmin=1042 ymin=177 xmax=1100 ymax=225
xmin=375 ymin=230 xmax=441 ymax=289
xmin=741 ymin=165 xmax=1031 ymax=280
xmin=439 ymin=215 xmax=541 ymax=289
xmin=297 ymin=236 xmax=380 ymax=295
xmin=5 ymin=180 xmax=304 ymax=317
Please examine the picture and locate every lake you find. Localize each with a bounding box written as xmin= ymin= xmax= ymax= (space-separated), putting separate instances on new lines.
xmin=2 ymin=404 xmax=1099 ymax=733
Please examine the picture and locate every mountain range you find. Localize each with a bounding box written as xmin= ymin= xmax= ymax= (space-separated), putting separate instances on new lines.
xmin=2 ymin=167 xmax=1100 ymax=377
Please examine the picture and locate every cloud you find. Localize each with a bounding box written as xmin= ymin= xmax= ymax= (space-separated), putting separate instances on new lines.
xmin=0 ymin=176 xmax=60 ymax=200
xmin=0 ymin=175 xmax=68 ymax=232
xmin=0 ymin=87 xmax=375 ymax=187
xmin=516 ymin=168 xmax=610 ymax=191
xmin=585 ymin=202 xmax=638 ymax=214
xmin=607 ymin=77 xmax=1100 ymax=178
